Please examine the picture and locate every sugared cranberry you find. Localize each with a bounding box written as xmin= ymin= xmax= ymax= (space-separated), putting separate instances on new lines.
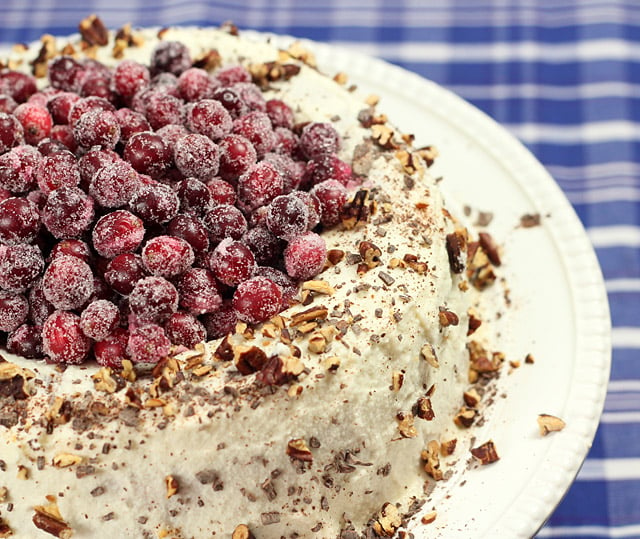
xmin=175 ymin=177 xmax=213 ymax=215
xmin=173 ymin=133 xmax=220 ymax=179
xmin=36 ymin=150 xmax=80 ymax=194
xmin=155 ymin=123 xmax=189 ymax=153
xmin=166 ymin=214 xmax=210 ymax=255
xmin=41 ymin=186 xmax=95 ymax=239
xmin=50 ymin=125 xmax=77 ymax=152
xmin=144 ymin=92 xmax=183 ymax=130
xmin=0 ymin=71 xmax=37 ymax=103
xmin=124 ymin=131 xmax=172 ymax=179
xmin=164 ymin=312 xmax=206 ymax=348
xmin=27 ymin=278 xmax=54 ymax=325
xmin=42 ymin=310 xmax=91 ymax=364
xmin=0 ymin=94 xmax=18 ymax=114
xmin=128 ymin=276 xmax=178 ymax=323
xmin=0 ymin=243 xmax=44 ymax=292
xmin=177 ymin=68 xmax=219 ymax=102
xmin=310 ymin=179 xmax=348 ymax=227
xmin=113 ymin=59 xmax=151 ymax=102
xmin=203 ymin=204 xmax=247 ymax=243
xmin=0 ymin=145 xmax=40 ymax=193
xmin=205 ymin=178 xmax=236 ymax=205
xmin=42 ymin=254 xmax=94 ymax=310
xmin=242 ymin=226 xmax=285 ymax=266
xmin=6 ymin=323 xmax=44 ymax=359
xmin=233 ymin=276 xmax=283 ymax=324
xmin=217 ymin=134 xmax=257 ymax=181
xmin=127 ymin=323 xmax=171 ymax=363
xmin=237 ymin=161 xmax=283 ymax=211
xmin=141 ymin=235 xmax=194 ymax=278
xmin=303 ymin=153 xmax=352 ymax=188
xmin=0 ymin=112 xmax=24 ymax=153
xmin=78 ymin=147 xmax=120 ymax=188
xmin=80 ymin=75 xmax=118 ymax=103
xmin=13 ymin=103 xmax=52 ymax=145
xmin=265 ymin=194 xmax=309 ymax=241
xmin=272 ymin=127 xmax=299 ymax=156
xmin=216 ymin=65 xmax=252 ymax=86
xmin=48 ymin=239 xmax=92 ymax=263
xmin=68 ymin=96 xmax=116 ymax=127
xmin=104 ymin=253 xmax=148 ymax=296
xmin=129 ymin=182 xmax=180 ymax=224
xmin=89 ymin=160 xmax=140 ymax=208
xmin=299 ymin=121 xmax=340 ymax=160
xmin=93 ymin=327 xmax=128 ymax=367
xmin=73 ymin=109 xmax=120 ymax=149
xmin=46 ymin=92 xmax=80 ymax=124
xmin=184 ymin=99 xmax=232 ymax=140
xmin=115 ymin=108 xmax=151 ymax=142
xmin=232 ymin=82 xmax=266 ymax=112
xmin=0 ymin=197 xmax=40 ymax=244
xmin=208 ymin=238 xmax=256 ymax=287
xmin=265 ymin=99 xmax=295 ymax=129
xmin=150 ymin=41 xmax=192 ymax=77
xmin=212 ymin=86 xmax=248 ymax=119
xmin=177 ymin=267 xmax=222 ymax=315
xmin=201 ymin=300 xmax=237 ymax=339
xmin=233 ymin=111 xmax=275 ymax=158
xmin=48 ymin=56 xmax=85 ymax=92
xmin=92 ymin=210 xmax=145 ymax=258
xmin=283 ymin=231 xmax=327 ymax=280
xmin=79 ymin=299 xmax=120 ymax=341
xmin=290 ymin=190 xmax=322 ymax=230
xmin=0 ymin=291 xmax=29 ymax=332
xmin=253 ymin=266 xmax=298 ymax=304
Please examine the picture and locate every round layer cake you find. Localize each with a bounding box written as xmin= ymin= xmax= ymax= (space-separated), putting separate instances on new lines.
xmin=0 ymin=20 xmax=505 ymax=538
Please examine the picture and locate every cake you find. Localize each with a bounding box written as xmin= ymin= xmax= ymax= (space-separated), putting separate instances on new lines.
xmin=0 ymin=18 xmax=505 ymax=538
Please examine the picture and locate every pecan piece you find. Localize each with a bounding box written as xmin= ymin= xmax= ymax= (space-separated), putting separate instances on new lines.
xmin=470 ymin=440 xmax=500 ymax=465
xmin=438 ymin=307 xmax=459 ymax=327
xmin=79 ymin=14 xmax=109 ymax=46
xmin=341 ymin=189 xmax=374 ymax=229
xmin=537 ymin=414 xmax=566 ymax=436
xmin=286 ymin=438 xmax=313 ymax=462
xmin=446 ymin=230 xmax=467 ymax=273
xmin=422 ymin=440 xmax=443 ymax=480
xmin=372 ymin=502 xmax=402 ymax=537
xmin=478 ymin=231 xmax=501 ymax=266
xmin=232 ymin=524 xmax=255 ymax=539
xmin=234 ymin=345 xmax=267 ymax=375
xmin=32 ymin=497 xmax=72 ymax=539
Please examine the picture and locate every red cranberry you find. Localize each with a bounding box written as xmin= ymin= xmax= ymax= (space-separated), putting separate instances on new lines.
xmin=0 ymin=197 xmax=41 ymax=244
xmin=48 ymin=56 xmax=85 ymax=92
xmin=93 ymin=327 xmax=128 ymax=368
xmin=208 ymin=238 xmax=256 ymax=287
xmin=89 ymin=160 xmax=140 ymax=208
xmin=0 ymin=291 xmax=29 ymax=332
xmin=303 ymin=153 xmax=352 ymax=188
xmin=253 ymin=266 xmax=298 ymax=305
xmin=124 ymin=131 xmax=172 ymax=179
xmin=284 ymin=231 xmax=327 ymax=280
xmin=212 ymin=86 xmax=248 ymax=119
xmin=232 ymin=82 xmax=266 ymax=112
xmin=42 ymin=186 xmax=95 ymax=239
xmin=177 ymin=267 xmax=222 ymax=315
xmin=79 ymin=299 xmax=120 ymax=341
xmin=166 ymin=214 xmax=210 ymax=255
xmin=310 ymin=179 xmax=348 ymax=227
xmin=13 ymin=103 xmax=53 ymax=145
xmin=233 ymin=276 xmax=283 ymax=324
xmin=205 ymin=178 xmax=236 ymax=205
xmin=92 ymin=210 xmax=145 ymax=258
xmin=36 ymin=150 xmax=80 ymax=194
xmin=104 ymin=253 xmax=148 ymax=296
xmin=48 ymin=239 xmax=92 ymax=263
xmin=177 ymin=68 xmax=219 ymax=102
xmin=140 ymin=235 xmax=194 ymax=278
xmin=237 ymin=161 xmax=283 ymax=212
xmin=265 ymin=99 xmax=294 ymax=129
xmin=128 ymin=276 xmax=178 ymax=322
xmin=144 ymin=92 xmax=183 ymax=130
xmin=127 ymin=323 xmax=171 ymax=363
xmin=27 ymin=278 xmax=54 ymax=325
xmin=80 ymin=75 xmax=118 ymax=103
xmin=0 ymin=71 xmax=37 ymax=103
xmin=164 ymin=312 xmax=206 ymax=348
xmin=0 ymin=112 xmax=25 ymax=154
xmin=242 ymin=226 xmax=285 ymax=266
xmin=217 ymin=134 xmax=257 ymax=181
xmin=175 ymin=177 xmax=213 ymax=215
xmin=42 ymin=310 xmax=91 ymax=364
xmin=46 ymin=92 xmax=80 ymax=124
xmin=113 ymin=59 xmax=151 ymax=102
xmin=201 ymin=300 xmax=237 ymax=339
xmin=115 ymin=108 xmax=151 ymax=142
xmin=50 ymin=125 xmax=77 ymax=152
xmin=42 ymin=254 xmax=94 ymax=310
xmin=299 ymin=122 xmax=340 ymax=160
xmin=129 ymin=182 xmax=180 ymax=225
xmin=68 ymin=96 xmax=116 ymax=127
xmin=215 ymin=65 xmax=251 ymax=86
xmin=233 ymin=111 xmax=275 ymax=158
xmin=150 ymin=41 xmax=192 ymax=76
xmin=73 ymin=109 xmax=121 ymax=149
xmin=6 ymin=323 xmax=44 ymax=359
xmin=272 ymin=127 xmax=299 ymax=155
xmin=265 ymin=194 xmax=309 ymax=241
xmin=0 ymin=243 xmax=44 ymax=292
xmin=78 ymin=147 xmax=120 ymax=188
xmin=203 ymin=204 xmax=247 ymax=243
xmin=173 ymin=133 xmax=220 ymax=179
xmin=0 ymin=145 xmax=40 ymax=193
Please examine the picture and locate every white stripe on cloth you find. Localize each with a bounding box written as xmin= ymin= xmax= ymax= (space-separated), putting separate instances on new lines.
xmin=565 ymin=187 xmax=640 ymax=205
xmin=506 ymin=121 xmax=640 ymax=144
xmin=577 ymin=458 xmax=640 ymax=480
xmin=612 ymin=328 xmax=640 ymax=348
xmin=537 ymin=524 xmax=640 ymax=538
xmin=600 ymin=412 xmax=640 ymax=423
xmin=449 ymin=82 xmax=640 ymax=101
xmin=606 ymin=279 xmax=640 ymax=292
xmin=588 ymin=226 xmax=640 ymax=248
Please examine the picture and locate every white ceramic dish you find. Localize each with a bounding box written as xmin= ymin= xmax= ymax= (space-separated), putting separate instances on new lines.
xmin=0 ymin=30 xmax=611 ymax=538
xmin=250 ymin=33 xmax=612 ymax=538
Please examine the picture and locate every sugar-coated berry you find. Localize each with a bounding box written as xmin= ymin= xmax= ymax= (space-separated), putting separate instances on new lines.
xmin=0 ymin=291 xmax=29 ymax=332
xmin=0 ymin=113 xmax=24 ymax=154
xmin=242 ymin=226 xmax=284 ymax=266
xmin=177 ymin=267 xmax=222 ymax=315
xmin=208 ymin=238 xmax=256 ymax=287
xmin=184 ymin=99 xmax=232 ymax=140
xmin=177 ymin=68 xmax=219 ymax=102
xmin=73 ymin=109 xmax=120 ymax=149
xmin=113 ymin=59 xmax=151 ymax=101
xmin=36 ymin=150 xmax=81 ymax=194
xmin=89 ymin=160 xmax=140 ymax=208
xmin=124 ymin=131 xmax=172 ymax=179
xmin=141 ymin=235 xmax=194 ymax=278
xmin=68 ymin=96 xmax=116 ymax=127
xmin=0 ymin=197 xmax=41 ymax=244
xmin=27 ymin=278 xmax=54 ymax=326
xmin=215 ymin=65 xmax=252 ymax=86
xmin=237 ymin=161 xmax=283 ymax=212
xmin=0 ymin=71 xmax=37 ymax=103
xmin=50 ymin=125 xmax=77 ymax=152
xmin=265 ymin=99 xmax=294 ymax=129
xmin=42 ymin=186 xmax=95 ymax=239
xmin=233 ymin=111 xmax=275 ymax=158
xmin=201 ymin=300 xmax=237 ymax=339
xmin=115 ymin=108 xmax=151 ymax=142
xmin=173 ymin=133 xmax=220 ymax=179
xmin=127 ymin=323 xmax=171 ymax=363
xmin=203 ymin=204 xmax=247 ymax=243
xmin=42 ymin=310 xmax=91 ymax=364
xmin=42 ymin=254 xmax=94 ymax=310
xmin=48 ymin=56 xmax=85 ymax=92
xmin=93 ymin=327 xmax=128 ymax=368
xmin=253 ymin=266 xmax=298 ymax=304
xmin=0 ymin=145 xmax=41 ymax=193
xmin=129 ymin=182 xmax=180 ymax=224
xmin=206 ymin=178 xmax=236 ymax=205
xmin=47 ymin=239 xmax=92 ymax=263
xmin=46 ymin=91 xmax=80 ymax=124
xmin=310 ymin=179 xmax=348 ymax=227
xmin=0 ymin=243 xmax=44 ymax=293
xmin=284 ymin=231 xmax=327 ymax=280
xmin=265 ymin=194 xmax=309 ymax=241
xmin=217 ymin=134 xmax=257 ymax=181
xmin=6 ymin=323 xmax=44 ymax=359
xmin=128 ymin=276 xmax=179 ymax=322
xmin=144 ymin=92 xmax=183 ymax=130
xmin=164 ymin=312 xmax=206 ymax=348
xmin=175 ymin=177 xmax=213 ymax=216
xmin=232 ymin=276 xmax=283 ymax=324
xmin=80 ymin=299 xmax=120 ymax=341
xmin=166 ymin=214 xmax=210 ymax=255
xmin=0 ymin=94 xmax=17 ymax=114
xmin=299 ymin=121 xmax=340 ymax=160
xmin=92 ymin=210 xmax=145 ymax=258
xmin=104 ymin=253 xmax=148 ymax=296
xmin=150 ymin=41 xmax=192 ymax=77
xmin=13 ymin=103 xmax=53 ymax=145
xmin=78 ymin=147 xmax=119 ymax=188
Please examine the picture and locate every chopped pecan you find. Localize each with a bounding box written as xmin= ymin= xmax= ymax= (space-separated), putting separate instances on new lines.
xmin=213 ymin=334 xmax=234 ymax=362
xmin=286 ymin=439 xmax=313 ymax=462
xmin=537 ymin=414 xmax=566 ymax=436
xmin=192 ymin=49 xmax=222 ymax=71
xmin=454 ymin=407 xmax=477 ymax=428
xmin=79 ymin=14 xmax=109 ymax=46
xmin=290 ymin=305 xmax=328 ymax=327
xmin=52 ymin=453 xmax=82 ymax=468
xmin=463 ymin=388 xmax=481 ymax=408
xmin=165 ymin=475 xmax=179 ymax=498
xmin=326 ymin=249 xmax=345 ymax=265
xmin=371 ymin=124 xmax=399 ymax=149
xmin=421 ymin=511 xmax=437 ymax=525
xmin=414 ymin=396 xmax=435 ymax=421
xmin=470 ymin=440 xmax=500 ymax=465
xmin=396 ymin=412 xmax=417 ymax=438
xmin=0 ymin=517 xmax=10 ymax=538
xmin=466 ymin=242 xmax=496 ymax=290
xmin=416 ymin=145 xmax=439 ymax=167
xmin=372 ymin=502 xmax=402 ymax=537
xmin=391 ymin=371 xmax=404 ymax=391
xmin=438 ymin=307 xmax=459 ymax=327
xmin=341 ymin=189 xmax=374 ymax=229
xmin=232 ymin=524 xmax=255 ymax=539
xmin=32 ymin=496 xmax=72 ymax=539
xmin=256 ymin=354 xmax=304 ymax=386
xmin=478 ymin=231 xmax=501 ymax=266
xmin=420 ymin=343 xmax=439 ymax=368
xmin=422 ymin=440 xmax=443 ymax=480
xmin=467 ymin=308 xmax=482 ymax=335
xmin=446 ymin=230 xmax=467 ymax=273
xmin=234 ymin=345 xmax=267 ymax=375
xmin=520 ymin=213 xmax=541 ymax=228
xmin=358 ymin=241 xmax=382 ymax=269
xmin=440 ymin=438 xmax=457 ymax=456
xmin=301 ymin=280 xmax=335 ymax=295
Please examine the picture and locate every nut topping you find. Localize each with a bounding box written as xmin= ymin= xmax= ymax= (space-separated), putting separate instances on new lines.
xmin=422 ymin=440 xmax=443 ymax=480
xmin=165 ymin=475 xmax=179 ymax=498
xmin=420 ymin=344 xmax=439 ymax=368
xmin=358 ymin=241 xmax=382 ymax=269
xmin=79 ymin=14 xmax=108 ymax=46
xmin=232 ymin=524 xmax=255 ymax=539
xmin=286 ymin=438 xmax=313 ymax=462
xmin=537 ymin=414 xmax=566 ymax=436
xmin=234 ymin=345 xmax=268 ymax=375
xmin=372 ymin=502 xmax=402 ymax=537
xmin=446 ymin=229 xmax=467 ymax=274
xmin=32 ymin=496 xmax=72 ymax=539
xmin=470 ymin=440 xmax=500 ymax=465
xmin=438 ymin=307 xmax=459 ymax=327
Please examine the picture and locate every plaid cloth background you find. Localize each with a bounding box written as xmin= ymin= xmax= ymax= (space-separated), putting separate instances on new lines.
xmin=1 ymin=1 xmax=638 ymax=537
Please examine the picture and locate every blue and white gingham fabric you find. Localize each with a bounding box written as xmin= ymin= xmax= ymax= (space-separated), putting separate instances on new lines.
xmin=1 ymin=1 xmax=638 ymax=537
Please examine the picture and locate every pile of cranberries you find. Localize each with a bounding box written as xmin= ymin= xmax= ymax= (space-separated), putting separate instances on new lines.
xmin=0 ymin=40 xmax=354 ymax=366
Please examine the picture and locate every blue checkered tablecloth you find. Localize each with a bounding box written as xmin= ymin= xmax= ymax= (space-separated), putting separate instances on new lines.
xmin=1 ymin=1 xmax=638 ymax=537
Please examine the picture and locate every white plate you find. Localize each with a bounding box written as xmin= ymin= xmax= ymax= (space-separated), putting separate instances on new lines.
xmin=256 ymin=33 xmax=612 ymax=538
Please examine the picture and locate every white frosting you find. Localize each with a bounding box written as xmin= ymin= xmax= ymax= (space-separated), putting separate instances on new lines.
xmin=0 ymin=27 xmax=495 ymax=537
